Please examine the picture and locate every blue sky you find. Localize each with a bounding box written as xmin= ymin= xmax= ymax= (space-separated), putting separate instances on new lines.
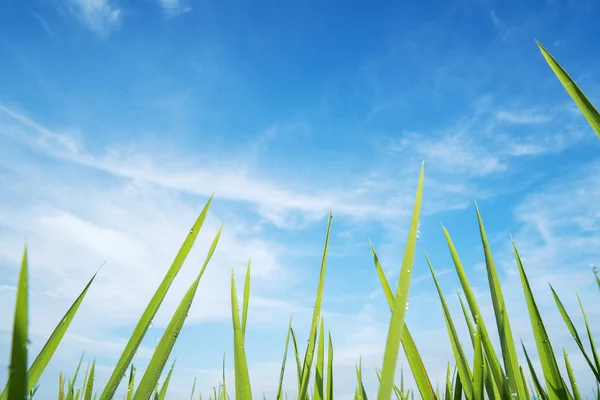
xmin=1 ymin=0 xmax=600 ymax=398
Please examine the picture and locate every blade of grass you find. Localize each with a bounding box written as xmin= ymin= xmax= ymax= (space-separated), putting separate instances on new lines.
xmin=563 ymin=348 xmax=582 ymax=400
xmin=298 ymin=211 xmax=333 ymax=400
xmin=157 ymin=360 xmax=175 ymax=400
xmin=314 ymin=317 xmax=325 ymax=400
xmin=189 ymin=377 xmax=196 ymax=400
xmin=66 ymin=354 xmax=85 ymax=400
xmin=536 ymin=41 xmax=600 ymax=137
xmin=327 ymin=332 xmax=334 ymax=400
xmin=276 ymin=317 xmax=293 ymax=400
xmin=475 ymin=204 xmax=527 ymax=399
xmin=221 ymin=353 xmax=227 ymax=400
xmin=472 ymin=324 xmax=485 ymax=400
xmin=83 ymin=359 xmax=95 ymax=400
xmin=230 ymin=269 xmax=252 ymax=400
xmin=133 ymin=227 xmax=222 ymax=400
xmin=370 ymin=242 xmax=436 ymax=400
xmin=99 ymin=198 xmax=214 ymax=400
xmin=576 ymin=292 xmax=600 ymax=376
xmin=427 ymin=254 xmax=473 ymax=400
xmin=522 ymin=342 xmax=549 ymax=400
xmin=7 ymin=246 xmax=29 ymax=400
xmin=241 ymin=260 xmax=251 ymax=337
xmin=513 ymin=241 xmax=568 ymax=399
xmin=378 ymin=163 xmax=424 ymax=400
xmin=549 ymin=285 xmax=600 ymax=382
xmin=356 ymin=359 xmax=369 ymax=400
xmin=126 ymin=365 xmax=135 ymax=400
xmin=290 ymin=327 xmax=303 ymax=393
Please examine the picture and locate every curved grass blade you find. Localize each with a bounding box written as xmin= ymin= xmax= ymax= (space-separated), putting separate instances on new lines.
xmin=549 ymin=285 xmax=600 ymax=382
xmin=83 ymin=359 xmax=95 ymax=400
xmin=327 ymin=332 xmax=334 ymax=400
xmin=536 ymin=41 xmax=600 ymax=137
xmin=576 ymin=293 xmax=600 ymax=376
xmin=427 ymin=254 xmax=473 ymax=400
xmin=298 ymin=211 xmax=333 ymax=400
xmin=378 ymin=163 xmax=424 ymax=400
xmin=276 ymin=317 xmax=293 ymax=400
xmin=290 ymin=327 xmax=303 ymax=393
xmin=563 ymin=348 xmax=582 ymax=400
xmin=314 ymin=317 xmax=325 ymax=400
xmin=442 ymin=226 xmax=508 ymax=398
xmin=7 ymin=246 xmax=29 ymax=400
xmin=230 ymin=269 xmax=253 ymax=400
xmin=100 ymin=197 xmax=214 ymax=400
xmin=157 ymin=360 xmax=175 ymax=400
xmin=513 ymin=241 xmax=568 ymax=399
xmin=133 ymin=227 xmax=222 ymax=400
xmin=370 ymin=242 xmax=436 ymax=400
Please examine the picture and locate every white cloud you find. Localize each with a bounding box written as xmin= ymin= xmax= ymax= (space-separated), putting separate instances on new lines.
xmin=64 ymin=0 xmax=122 ymax=37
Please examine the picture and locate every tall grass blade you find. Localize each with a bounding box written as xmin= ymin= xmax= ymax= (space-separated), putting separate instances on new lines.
xmin=474 ymin=205 xmax=527 ymax=399
xmin=378 ymin=163 xmax=424 ymax=400
xmin=576 ymin=293 xmax=600 ymax=376
xmin=472 ymin=323 xmax=485 ymax=400
xmin=536 ymin=41 xmax=600 ymax=137
xmin=99 ymin=198 xmax=214 ymax=400
xmin=133 ymin=227 xmax=222 ymax=400
xmin=549 ymin=285 xmax=600 ymax=382
xmin=298 ymin=211 xmax=333 ymax=400
xmin=522 ymin=342 xmax=549 ymax=400
xmin=355 ymin=359 xmax=369 ymax=400
xmin=83 ymin=359 xmax=95 ymax=400
xmin=157 ymin=360 xmax=175 ymax=400
xmin=370 ymin=242 xmax=436 ymax=400
xmin=242 ymin=261 xmax=251 ymax=337
xmin=230 ymin=269 xmax=252 ymax=400
xmin=563 ymin=348 xmax=582 ymax=400
xmin=276 ymin=317 xmax=293 ymax=400
xmin=327 ymin=332 xmax=334 ymax=400
xmin=427 ymin=254 xmax=473 ymax=399
xmin=290 ymin=327 xmax=303 ymax=393
xmin=126 ymin=365 xmax=135 ymax=400
xmin=513 ymin=241 xmax=568 ymax=399
xmin=221 ymin=353 xmax=227 ymax=400
xmin=66 ymin=353 xmax=85 ymax=400
xmin=314 ymin=317 xmax=325 ymax=400
xmin=7 ymin=246 xmax=29 ymax=400
xmin=189 ymin=377 xmax=196 ymax=400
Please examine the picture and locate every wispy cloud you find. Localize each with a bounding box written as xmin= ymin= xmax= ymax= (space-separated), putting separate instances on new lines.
xmin=63 ymin=0 xmax=122 ymax=37
xmin=157 ymin=0 xmax=192 ymax=18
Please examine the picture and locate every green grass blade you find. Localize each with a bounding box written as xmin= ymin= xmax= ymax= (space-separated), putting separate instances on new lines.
xmin=290 ymin=327 xmax=303 ymax=393
xmin=189 ymin=377 xmax=196 ymax=400
xmin=563 ymin=348 xmax=582 ymax=400
xmin=442 ymin=226 xmax=508 ymax=397
xmin=522 ymin=342 xmax=549 ymax=400
xmin=7 ymin=246 xmax=29 ymax=400
xmin=549 ymin=285 xmax=600 ymax=382
xmin=472 ymin=324 xmax=485 ymax=400
xmin=513 ymin=241 xmax=568 ymax=399
xmin=427 ymin=254 xmax=473 ymax=399
xmin=66 ymin=353 xmax=85 ymax=400
xmin=314 ymin=317 xmax=325 ymax=400
xmin=453 ymin=373 xmax=462 ymax=400
xmin=536 ymin=41 xmax=600 ymax=138
xmin=276 ymin=317 xmax=293 ymax=400
xmin=221 ymin=353 xmax=227 ymax=400
xmin=326 ymin=332 xmax=334 ymax=400
xmin=242 ymin=260 xmax=251 ymax=337
xmin=298 ymin=211 xmax=333 ymax=400
xmin=83 ymin=359 xmax=95 ymax=400
xmin=370 ymin=242 xmax=436 ymax=400
xmin=126 ymin=365 xmax=135 ymax=400
xmin=519 ymin=366 xmax=532 ymax=400
xmin=576 ymin=293 xmax=600 ymax=376
xmin=99 ymin=198 xmax=214 ymax=400
xmin=157 ymin=360 xmax=175 ymax=400
xmin=378 ymin=163 xmax=424 ymax=400
xmin=356 ymin=359 xmax=369 ymax=400
xmin=230 ymin=269 xmax=252 ymax=400
xmin=59 ymin=372 xmax=65 ymax=400
xmin=133 ymin=227 xmax=221 ymax=400
xmin=444 ymin=364 xmax=453 ymax=400
xmin=475 ymin=205 xmax=527 ymax=399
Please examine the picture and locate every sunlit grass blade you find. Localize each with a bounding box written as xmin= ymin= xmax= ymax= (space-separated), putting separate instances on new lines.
xmin=99 ymin=197 xmax=214 ymax=400
xmin=512 ymin=241 xmax=568 ymax=399
xmin=519 ymin=366 xmax=532 ymax=400
xmin=474 ymin=204 xmax=527 ymax=399
xmin=549 ymin=285 xmax=600 ymax=382
xmin=276 ymin=317 xmax=293 ymax=400
xmin=453 ymin=373 xmax=462 ymax=400
xmin=314 ymin=317 xmax=325 ymax=400
xmin=242 ymin=260 xmax=251 ymax=337
xmin=442 ymin=226 xmax=508 ymax=397
xmin=230 ymin=269 xmax=252 ymax=400
xmin=134 ymin=227 xmax=222 ymax=400
xmin=576 ymin=292 xmax=600 ymax=376
xmin=370 ymin=241 xmax=436 ymax=400
xmin=563 ymin=348 xmax=582 ymax=400
xmin=290 ymin=327 xmax=303 ymax=393
xmin=355 ymin=359 xmax=369 ymax=400
xmin=444 ymin=364 xmax=453 ymax=400
xmin=157 ymin=360 xmax=175 ymax=400
xmin=7 ymin=246 xmax=29 ymax=400
xmin=378 ymin=163 xmax=424 ymax=400
xmin=472 ymin=323 xmax=485 ymax=400
xmin=298 ymin=211 xmax=333 ymax=400
xmin=59 ymin=371 xmax=65 ymax=400
xmin=427 ymin=254 xmax=473 ymax=399
xmin=536 ymin=41 xmax=600 ymax=138
xmin=126 ymin=365 xmax=135 ymax=400
xmin=66 ymin=353 xmax=85 ymax=400
xmin=83 ymin=359 xmax=95 ymax=400
xmin=327 ymin=332 xmax=334 ymax=400
xmin=522 ymin=342 xmax=549 ymax=400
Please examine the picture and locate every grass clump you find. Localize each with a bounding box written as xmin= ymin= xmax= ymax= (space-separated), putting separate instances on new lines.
xmin=2 ymin=41 xmax=600 ymax=399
